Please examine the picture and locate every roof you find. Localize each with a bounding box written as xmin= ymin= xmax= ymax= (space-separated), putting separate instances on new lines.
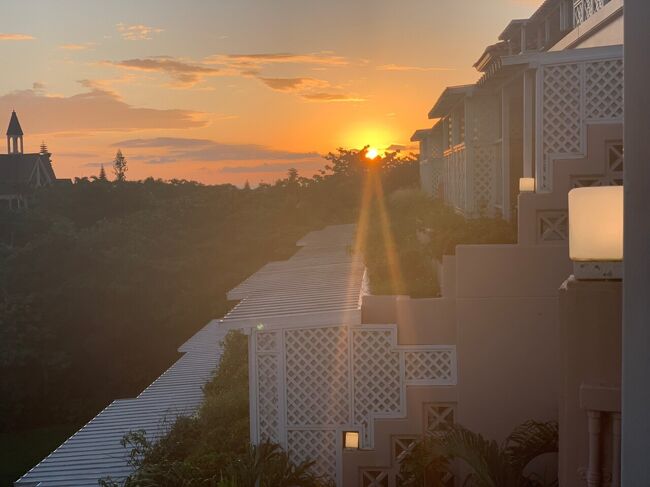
xmin=498 ymin=19 xmax=527 ymax=41
xmin=0 ymin=153 xmax=56 ymax=195
xmin=473 ymin=41 xmax=509 ymax=71
xmin=428 ymin=85 xmax=474 ymax=119
xmin=410 ymin=128 xmax=432 ymax=142
xmin=7 ymin=111 xmax=23 ymax=136
xmin=16 ymin=224 xmax=366 ymax=487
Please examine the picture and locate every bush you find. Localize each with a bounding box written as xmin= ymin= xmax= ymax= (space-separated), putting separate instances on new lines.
xmin=362 ymin=189 xmax=516 ymax=298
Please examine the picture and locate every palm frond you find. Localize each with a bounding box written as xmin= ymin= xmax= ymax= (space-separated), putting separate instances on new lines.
xmin=441 ymin=424 xmax=508 ymax=487
xmin=504 ymin=420 xmax=558 ymax=475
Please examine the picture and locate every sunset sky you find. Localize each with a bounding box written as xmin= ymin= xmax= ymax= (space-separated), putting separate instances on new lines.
xmin=0 ymin=0 xmax=537 ymax=186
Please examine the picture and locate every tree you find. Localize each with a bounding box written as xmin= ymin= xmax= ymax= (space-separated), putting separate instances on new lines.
xmin=399 ymin=420 xmax=559 ymax=487
xmin=112 ymin=150 xmax=128 ymax=182
xmin=98 ymin=164 xmax=108 ymax=182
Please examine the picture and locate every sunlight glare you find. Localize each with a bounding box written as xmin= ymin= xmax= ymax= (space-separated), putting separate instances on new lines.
xmin=366 ymin=147 xmax=379 ymax=160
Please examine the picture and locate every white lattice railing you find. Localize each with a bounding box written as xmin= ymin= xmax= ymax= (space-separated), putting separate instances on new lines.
xmin=573 ymin=0 xmax=609 ymax=27
xmin=443 ymin=145 xmax=467 ymax=215
xmin=469 ymin=143 xmax=500 ymax=217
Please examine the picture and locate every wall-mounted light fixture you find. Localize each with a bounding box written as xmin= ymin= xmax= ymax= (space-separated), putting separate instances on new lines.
xmin=568 ymin=186 xmax=623 ymax=279
xmin=344 ymin=431 xmax=360 ymax=450
xmin=519 ymin=177 xmax=535 ymax=192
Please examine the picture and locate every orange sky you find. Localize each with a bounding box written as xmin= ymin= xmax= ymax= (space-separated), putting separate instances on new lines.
xmin=0 ymin=0 xmax=537 ymax=186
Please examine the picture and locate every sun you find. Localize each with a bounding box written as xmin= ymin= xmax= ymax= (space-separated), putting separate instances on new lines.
xmin=366 ymin=147 xmax=379 ymax=160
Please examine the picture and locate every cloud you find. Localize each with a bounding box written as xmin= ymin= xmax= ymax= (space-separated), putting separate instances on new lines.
xmin=59 ymin=43 xmax=94 ymax=51
xmin=0 ymin=83 xmax=206 ymax=134
xmin=258 ymin=77 xmax=329 ymax=92
xmin=301 ymin=92 xmax=366 ymax=102
xmin=112 ymin=137 xmax=320 ymax=163
xmin=385 ymin=143 xmax=417 ymax=152
xmin=116 ymin=23 xmax=163 ymax=41
xmin=207 ymin=52 xmax=348 ymax=67
xmin=377 ymin=64 xmax=454 ymax=72
xmin=108 ymin=57 xmax=221 ymax=86
xmin=220 ymin=161 xmax=322 ymax=174
xmin=0 ymin=33 xmax=35 ymax=41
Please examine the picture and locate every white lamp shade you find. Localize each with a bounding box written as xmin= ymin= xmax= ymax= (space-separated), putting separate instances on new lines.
xmin=519 ymin=177 xmax=535 ymax=192
xmin=568 ymin=186 xmax=623 ymax=261
xmin=344 ymin=431 xmax=359 ymax=449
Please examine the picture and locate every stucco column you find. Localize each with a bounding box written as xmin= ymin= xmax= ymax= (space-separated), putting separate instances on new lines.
xmin=623 ymin=1 xmax=650 ymax=485
xmin=501 ymin=86 xmax=511 ymax=220
xmin=586 ymin=410 xmax=602 ymax=487
xmin=523 ymin=70 xmax=535 ymax=180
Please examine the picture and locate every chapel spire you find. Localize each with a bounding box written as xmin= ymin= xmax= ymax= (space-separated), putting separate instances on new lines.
xmin=6 ymin=111 xmax=24 ymax=154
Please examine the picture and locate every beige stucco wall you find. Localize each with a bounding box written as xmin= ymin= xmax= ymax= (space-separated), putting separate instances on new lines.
xmin=558 ymin=277 xmax=621 ymax=487
xmin=456 ymin=295 xmax=560 ymax=439
xmin=573 ymin=15 xmax=623 ymax=49
xmin=453 ymin=244 xmax=571 ymax=442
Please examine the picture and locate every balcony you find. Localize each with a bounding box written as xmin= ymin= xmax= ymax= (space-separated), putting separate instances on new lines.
xmin=573 ymin=0 xmax=611 ymax=27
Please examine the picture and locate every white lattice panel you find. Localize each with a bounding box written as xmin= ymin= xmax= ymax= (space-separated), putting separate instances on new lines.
xmin=467 ymin=95 xmax=500 ymax=144
xmin=432 ymin=160 xmax=443 ymax=198
xmin=361 ymin=469 xmax=390 ymax=487
xmin=424 ymin=403 xmax=455 ymax=436
xmin=571 ymin=140 xmax=624 ymax=188
xmin=353 ymin=329 xmax=402 ymax=446
xmin=537 ymin=210 xmax=568 ymax=243
xmin=585 ymin=60 xmax=624 ymax=120
xmin=256 ymin=331 xmax=278 ymax=353
xmin=472 ymin=146 xmax=497 ymax=214
xmin=285 ymin=326 xmax=350 ymax=426
xmin=540 ymin=56 xmax=623 ymax=192
xmin=405 ymin=350 xmax=454 ymax=385
xmin=257 ymin=353 xmax=280 ymax=443
xmin=543 ymin=63 xmax=582 ymax=156
xmin=288 ymin=429 xmax=337 ymax=481
xmin=443 ymin=147 xmax=467 ymax=213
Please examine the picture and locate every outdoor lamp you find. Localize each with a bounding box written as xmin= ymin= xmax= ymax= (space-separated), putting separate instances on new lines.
xmin=519 ymin=177 xmax=535 ymax=192
xmin=344 ymin=431 xmax=360 ymax=450
xmin=568 ymin=186 xmax=623 ymax=279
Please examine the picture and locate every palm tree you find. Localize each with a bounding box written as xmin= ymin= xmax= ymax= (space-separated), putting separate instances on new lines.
xmin=400 ymin=420 xmax=558 ymax=487
xmin=220 ymin=441 xmax=334 ymax=487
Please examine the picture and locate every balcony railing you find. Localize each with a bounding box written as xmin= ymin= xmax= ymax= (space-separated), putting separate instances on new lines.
xmin=573 ymin=0 xmax=610 ymax=27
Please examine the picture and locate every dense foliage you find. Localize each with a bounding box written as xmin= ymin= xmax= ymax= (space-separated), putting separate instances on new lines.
xmin=364 ymin=189 xmax=516 ymax=297
xmin=399 ymin=420 xmax=559 ymax=487
xmin=0 ymin=148 xmax=417 ymax=484
xmin=99 ymin=331 xmax=331 ymax=486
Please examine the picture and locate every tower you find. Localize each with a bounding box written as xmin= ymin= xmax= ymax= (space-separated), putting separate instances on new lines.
xmin=7 ymin=110 xmax=24 ymax=154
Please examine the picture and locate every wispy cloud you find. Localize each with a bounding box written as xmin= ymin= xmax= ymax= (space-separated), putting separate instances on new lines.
xmin=59 ymin=42 xmax=95 ymax=51
xmin=258 ymin=77 xmax=329 ymax=92
xmin=0 ymin=33 xmax=35 ymax=41
xmin=301 ymin=92 xmax=366 ymax=103
xmin=0 ymin=83 xmax=206 ymax=134
xmin=377 ymin=64 xmax=455 ymax=72
xmin=116 ymin=23 xmax=163 ymax=41
xmin=112 ymin=137 xmax=320 ymax=163
xmin=220 ymin=161 xmax=323 ymax=174
xmin=207 ymin=51 xmax=348 ymax=67
xmin=107 ymin=57 xmax=221 ymax=87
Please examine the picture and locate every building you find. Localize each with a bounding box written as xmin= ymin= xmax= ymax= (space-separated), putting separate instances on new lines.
xmin=0 ymin=111 xmax=57 ymax=209
xmin=16 ymin=1 xmax=630 ymax=486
